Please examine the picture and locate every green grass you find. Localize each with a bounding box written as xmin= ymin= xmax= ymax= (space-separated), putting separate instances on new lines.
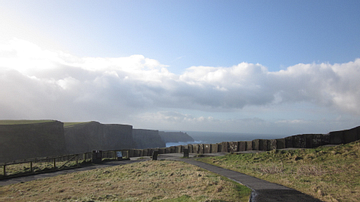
xmin=63 ymin=121 xmax=91 ymax=128
xmin=0 ymin=120 xmax=55 ymax=125
xmin=0 ymin=120 xmax=91 ymax=127
xmin=197 ymin=140 xmax=360 ymax=202
xmin=0 ymin=160 xmax=251 ymax=201
xmin=0 ymin=159 xmax=91 ymax=178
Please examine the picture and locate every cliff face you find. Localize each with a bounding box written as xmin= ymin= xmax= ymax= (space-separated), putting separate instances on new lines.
xmin=64 ymin=121 xmax=136 ymax=154
xmin=0 ymin=121 xmax=66 ymax=163
xmin=132 ymin=129 xmax=165 ymax=149
xmin=103 ymin=124 xmax=135 ymax=150
xmin=158 ymin=131 xmax=194 ymax=143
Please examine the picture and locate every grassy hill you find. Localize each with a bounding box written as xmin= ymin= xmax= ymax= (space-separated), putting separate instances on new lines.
xmin=63 ymin=121 xmax=91 ymax=128
xmin=0 ymin=120 xmax=55 ymax=125
xmin=0 ymin=160 xmax=251 ymax=202
xmin=197 ymin=140 xmax=360 ymax=202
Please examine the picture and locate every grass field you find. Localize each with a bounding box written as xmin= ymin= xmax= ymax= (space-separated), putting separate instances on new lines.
xmin=0 ymin=120 xmax=55 ymax=125
xmin=0 ymin=160 xmax=251 ymax=202
xmin=63 ymin=122 xmax=91 ymax=128
xmin=1 ymin=159 xmax=89 ymax=178
xmin=197 ymin=140 xmax=360 ymax=202
xmin=0 ymin=120 xmax=90 ymax=127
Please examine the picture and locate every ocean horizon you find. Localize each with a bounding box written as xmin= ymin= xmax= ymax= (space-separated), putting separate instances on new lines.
xmin=165 ymin=131 xmax=287 ymax=147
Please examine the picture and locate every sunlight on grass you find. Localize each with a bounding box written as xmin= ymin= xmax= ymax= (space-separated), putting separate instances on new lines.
xmin=0 ymin=160 xmax=251 ymax=202
xmin=0 ymin=120 xmax=55 ymax=125
xmin=197 ymin=140 xmax=360 ymax=202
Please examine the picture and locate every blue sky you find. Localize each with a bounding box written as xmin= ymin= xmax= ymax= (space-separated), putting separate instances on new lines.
xmin=1 ymin=0 xmax=360 ymax=136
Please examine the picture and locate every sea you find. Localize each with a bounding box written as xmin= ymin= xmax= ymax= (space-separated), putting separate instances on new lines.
xmin=165 ymin=131 xmax=286 ymax=147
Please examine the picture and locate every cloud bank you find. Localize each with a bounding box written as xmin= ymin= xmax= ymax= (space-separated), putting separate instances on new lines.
xmin=1 ymin=39 xmax=359 ymax=133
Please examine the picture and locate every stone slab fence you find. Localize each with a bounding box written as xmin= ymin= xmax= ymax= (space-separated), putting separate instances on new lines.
xmin=125 ymin=126 xmax=360 ymax=157
xmin=1 ymin=150 xmax=131 ymax=177
xmin=2 ymin=126 xmax=359 ymax=178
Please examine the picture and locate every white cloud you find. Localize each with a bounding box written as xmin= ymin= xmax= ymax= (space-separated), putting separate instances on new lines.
xmin=269 ymin=60 xmax=360 ymax=114
xmin=0 ymin=39 xmax=360 ymax=133
xmin=275 ymin=119 xmax=307 ymax=124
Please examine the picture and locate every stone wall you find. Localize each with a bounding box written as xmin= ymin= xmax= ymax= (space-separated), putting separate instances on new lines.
xmin=126 ymin=125 xmax=360 ymax=157
xmin=0 ymin=121 xmax=66 ymax=163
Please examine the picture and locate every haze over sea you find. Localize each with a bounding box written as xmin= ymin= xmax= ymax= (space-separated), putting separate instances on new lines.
xmin=165 ymin=131 xmax=285 ymax=147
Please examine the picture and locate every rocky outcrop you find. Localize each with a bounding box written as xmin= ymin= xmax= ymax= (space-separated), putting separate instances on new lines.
xmin=64 ymin=121 xmax=136 ymax=154
xmin=0 ymin=120 xmax=66 ymax=163
xmin=132 ymin=129 xmax=165 ymax=149
xmin=159 ymin=131 xmax=194 ymax=143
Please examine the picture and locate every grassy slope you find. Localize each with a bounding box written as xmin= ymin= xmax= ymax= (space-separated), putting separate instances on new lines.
xmin=198 ymin=140 xmax=360 ymax=202
xmin=0 ymin=120 xmax=55 ymax=125
xmin=0 ymin=120 xmax=91 ymax=127
xmin=0 ymin=160 xmax=251 ymax=202
xmin=63 ymin=121 xmax=91 ymax=128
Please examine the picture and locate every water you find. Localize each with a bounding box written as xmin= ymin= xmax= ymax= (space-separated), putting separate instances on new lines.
xmin=165 ymin=131 xmax=285 ymax=147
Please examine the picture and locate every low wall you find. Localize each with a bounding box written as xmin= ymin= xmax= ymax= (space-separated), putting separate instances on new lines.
xmin=126 ymin=125 xmax=360 ymax=157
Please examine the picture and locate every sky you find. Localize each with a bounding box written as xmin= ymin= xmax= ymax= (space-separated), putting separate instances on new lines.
xmin=0 ymin=0 xmax=360 ymax=136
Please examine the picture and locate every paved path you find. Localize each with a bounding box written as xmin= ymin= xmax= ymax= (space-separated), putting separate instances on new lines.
xmin=1 ymin=153 xmax=322 ymax=202
xmin=158 ymin=153 xmax=322 ymax=202
xmin=179 ymin=158 xmax=321 ymax=202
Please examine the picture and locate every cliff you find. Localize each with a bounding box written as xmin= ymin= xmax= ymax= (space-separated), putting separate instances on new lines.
xmin=132 ymin=129 xmax=166 ymax=149
xmin=159 ymin=131 xmax=194 ymax=143
xmin=64 ymin=121 xmax=136 ymax=154
xmin=0 ymin=120 xmax=66 ymax=163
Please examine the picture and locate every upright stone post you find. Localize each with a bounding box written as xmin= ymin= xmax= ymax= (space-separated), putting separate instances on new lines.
xmin=92 ymin=150 xmax=103 ymax=164
xmin=221 ymin=142 xmax=229 ymax=152
xmin=252 ymin=139 xmax=260 ymax=150
xmin=124 ymin=150 xmax=129 ymax=159
xmin=269 ymin=139 xmax=277 ymax=150
xmin=183 ymin=148 xmax=189 ymax=158
xmin=204 ymin=144 xmax=211 ymax=153
xmin=239 ymin=141 xmax=246 ymax=151
xmin=152 ymin=151 xmax=159 ymax=160
xmin=246 ymin=141 xmax=253 ymax=151
xmin=276 ymin=139 xmax=286 ymax=149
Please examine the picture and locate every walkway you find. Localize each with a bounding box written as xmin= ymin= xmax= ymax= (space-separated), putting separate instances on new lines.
xmin=180 ymin=158 xmax=321 ymax=202
xmin=158 ymin=153 xmax=322 ymax=202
